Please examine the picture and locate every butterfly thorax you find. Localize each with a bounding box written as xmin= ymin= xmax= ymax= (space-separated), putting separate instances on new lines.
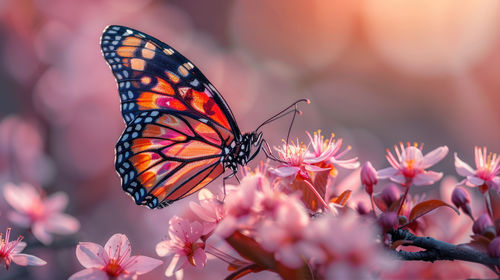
xmin=222 ymin=132 xmax=261 ymax=172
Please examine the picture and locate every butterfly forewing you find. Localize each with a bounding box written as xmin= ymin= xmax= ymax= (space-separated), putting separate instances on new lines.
xmin=100 ymin=25 xmax=240 ymax=136
xmin=115 ymin=110 xmax=230 ymax=208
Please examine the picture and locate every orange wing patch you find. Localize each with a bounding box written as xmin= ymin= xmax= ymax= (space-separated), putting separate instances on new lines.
xmin=162 ymin=141 xmax=221 ymax=160
xmin=149 ymin=158 xmax=220 ymax=201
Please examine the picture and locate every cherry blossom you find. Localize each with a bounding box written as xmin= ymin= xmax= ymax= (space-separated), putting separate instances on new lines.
xmin=256 ymin=197 xmax=310 ymax=268
xmin=455 ymin=146 xmax=500 ymax=192
xmin=69 ymin=233 xmax=162 ymax=280
xmin=271 ymin=141 xmax=330 ymax=180
xmin=0 ymin=227 xmax=46 ymax=270
xmin=304 ymin=214 xmax=394 ymax=279
xmin=306 ymin=130 xmax=359 ymax=174
xmin=189 ymin=189 xmax=225 ymax=235
xmin=3 ymin=182 xmax=80 ymax=244
xmin=156 ymin=216 xmax=206 ymax=277
xmin=378 ymin=143 xmax=448 ymax=186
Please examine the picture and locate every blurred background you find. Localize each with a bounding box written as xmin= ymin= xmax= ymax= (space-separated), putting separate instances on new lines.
xmin=0 ymin=0 xmax=499 ymax=278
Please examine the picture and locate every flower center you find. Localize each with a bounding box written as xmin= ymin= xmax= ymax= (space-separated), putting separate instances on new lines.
xmin=402 ymin=159 xmax=417 ymax=178
xmin=105 ymin=258 xmax=124 ymax=277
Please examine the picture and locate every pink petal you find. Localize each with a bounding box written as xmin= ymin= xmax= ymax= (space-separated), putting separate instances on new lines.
xmin=275 ymin=245 xmax=302 ymax=268
xmin=7 ymin=212 xmax=31 ymax=228
xmin=189 ymin=202 xmax=214 ymax=222
xmin=125 ymin=255 xmax=163 ymax=274
xmin=188 ymin=221 xmax=203 ymax=243
xmin=330 ymin=158 xmax=360 ymax=169
xmin=214 ymin=216 xmax=237 ymax=238
xmin=487 ymin=178 xmax=500 ymax=192
xmin=377 ymin=167 xmax=398 ymax=179
xmin=454 ymin=153 xmax=475 ymax=177
xmin=413 ymin=171 xmax=443 ymax=186
xmin=3 ymin=183 xmax=39 ymax=213
xmin=198 ymin=189 xmax=216 ymax=201
xmin=403 ymin=146 xmax=424 ymax=162
xmin=191 ymin=247 xmax=207 ymax=267
xmin=76 ymin=242 xmax=107 ymax=268
xmin=43 ymin=213 xmax=80 ymax=234
xmin=390 ymin=174 xmax=406 ymax=185
xmin=304 ymin=164 xmax=330 ymax=172
xmin=422 ymin=146 xmax=448 ymax=169
xmin=43 ymin=192 xmax=68 ymax=213
xmin=467 ymin=176 xmax=485 ymax=186
xmin=165 ymin=254 xmax=186 ymax=277
xmin=270 ymin=166 xmax=299 ymax=178
xmin=11 ymin=253 xmax=46 ymax=266
xmin=32 ymin=222 xmax=53 ymax=245
xmin=155 ymin=240 xmax=173 ymax=257
xmin=12 ymin=242 xmax=27 ymax=254
xmin=104 ymin=234 xmax=131 ymax=261
xmin=169 ymin=217 xmax=189 ymax=240
xmin=68 ymin=268 xmax=108 ymax=280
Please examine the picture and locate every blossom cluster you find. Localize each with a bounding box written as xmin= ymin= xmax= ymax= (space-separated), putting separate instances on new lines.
xmin=2 ymin=127 xmax=500 ymax=279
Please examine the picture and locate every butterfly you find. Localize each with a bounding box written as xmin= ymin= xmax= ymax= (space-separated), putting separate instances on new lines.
xmin=100 ymin=25 xmax=306 ymax=209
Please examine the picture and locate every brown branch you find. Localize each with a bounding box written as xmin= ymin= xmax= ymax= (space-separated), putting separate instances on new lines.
xmin=391 ymin=229 xmax=500 ymax=274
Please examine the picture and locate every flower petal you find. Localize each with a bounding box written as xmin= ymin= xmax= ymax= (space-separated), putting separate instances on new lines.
xmin=414 ymin=171 xmax=443 ymax=186
xmin=191 ymin=247 xmax=207 ymax=267
xmin=104 ymin=234 xmax=131 ymax=261
xmin=155 ymin=240 xmax=173 ymax=257
xmin=76 ymin=242 xmax=107 ymax=268
xmin=68 ymin=268 xmax=108 ymax=280
xmin=390 ymin=174 xmax=406 ymax=185
xmin=43 ymin=213 xmax=80 ymax=234
xmin=165 ymin=254 xmax=186 ymax=277
xmin=467 ymin=176 xmax=485 ymax=186
xmin=270 ymin=166 xmax=299 ymax=178
xmin=3 ymin=183 xmax=40 ymax=214
xmin=188 ymin=221 xmax=203 ymax=243
xmin=32 ymin=222 xmax=53 ymax=245
xmin=422 ymin=146 xmax=448 ymax=169
xmin=454 ymin=153 xmax=475 ymax=177
xmin=7 ymin=212 xmax=31 ymax=228
xmin=11 ymin=253 xmax=46 ymax=266
xmin=43 ymin=192 xmax=69 ymax=213
xmin=377 ymin=167 xmax=398 ymax=179
xmin=12 ymin=242 xmax=27 ymax=254
xmin=125 ymin=255 xmax=163 ymax=274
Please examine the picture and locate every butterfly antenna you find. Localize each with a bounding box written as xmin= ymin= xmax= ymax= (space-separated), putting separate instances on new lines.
xmin=255 ymin=98 xmax=310 ymax=132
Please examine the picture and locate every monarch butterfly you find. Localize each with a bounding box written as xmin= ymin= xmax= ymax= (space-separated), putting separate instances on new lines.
xmin=100 ymin=25 xmax=306 ymax=209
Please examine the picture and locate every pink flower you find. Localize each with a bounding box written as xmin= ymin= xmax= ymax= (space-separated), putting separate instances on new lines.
xmin=306 ymin=130 xmax=359 ymax=173
xmin=189 ymin=189 xmax=225 ymax=235
xmin=256 ymin=198 xmax=310 ymax=268
xmin=377 ymin=143 xmax=448 ymax=186
xmin=3 ymin=182 xmax=80 ymax=244
xmin=0 ymin=227 xmax=46 ymax=270
xmin=455 ymin=147 xmax=500 ymax=192
xmin=271 ymin=141 xmax=329 ymax=180
xmin=304 ymin=214 xmax=394 ymax=279
xmin=156 ymin=216 xmax=206 ymax=277
xmin=70 ymin=233 xmax=162 ymax=280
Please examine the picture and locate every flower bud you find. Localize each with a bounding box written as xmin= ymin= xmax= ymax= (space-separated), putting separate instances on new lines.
xmin=361 ymin=161 xmax=378 ymax=195
xmin=381 ymin=184 xmax=400 ymax=207
xmin=356 ymin=201 xmax=370 ymax=215
xmin=451 ymin=186 xmax=473 ymax=218
xmin=488 ymin=237 xmax=500 ymax=258
xmin=378 ymin=212 xmax=398 ymax=233
xmin=473 ymin=213 xmax=493 ymax=235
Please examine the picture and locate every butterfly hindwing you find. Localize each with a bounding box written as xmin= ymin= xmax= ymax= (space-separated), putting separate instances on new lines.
xmin=100 ymin=25 xmax=240 ymax=136
xmin=115 ymin=110 xmax=232 ymax=208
